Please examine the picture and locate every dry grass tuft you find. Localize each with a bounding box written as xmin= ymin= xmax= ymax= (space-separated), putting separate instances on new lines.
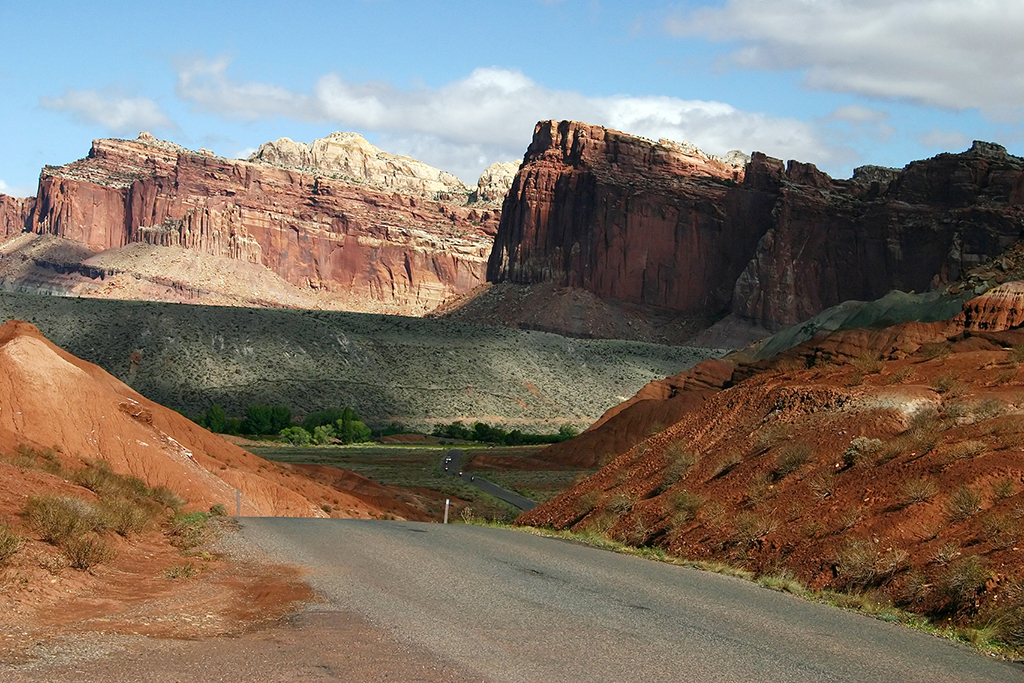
xmin=946 ymin=486 xmax=982 ymax=524
xmin=898 ymin=477 xmax=939 ymax=507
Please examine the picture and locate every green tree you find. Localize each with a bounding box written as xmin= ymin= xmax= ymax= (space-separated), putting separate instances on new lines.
xmin=312 ymin=424 xmax=336 ymax=445
xmin=243 ymin=404 xmax=292 ymax=435
xmin=279 ymin=426 xmax=311 ymax=446
xmin=302 ymin=409 xmax=346 ymax=433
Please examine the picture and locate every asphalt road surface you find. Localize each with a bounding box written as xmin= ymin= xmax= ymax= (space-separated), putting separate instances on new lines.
xmin=240 ymin=518 xmax=1022 ymax=683
xmin=442 ymin=448 xmax=537 ymax=511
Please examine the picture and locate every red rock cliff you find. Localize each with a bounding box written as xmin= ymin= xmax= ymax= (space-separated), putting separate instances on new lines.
xmin=0 ymin=194 xmax=33 ymax=239
xmin=29 ymin=135 xmax=501 ymax=315
xmin=490 ymin=122 xmax=1024 ymax=330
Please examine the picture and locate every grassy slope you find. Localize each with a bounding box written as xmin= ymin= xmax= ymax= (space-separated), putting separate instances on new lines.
xmin=0 ymin=291 xmax=720 ymax=431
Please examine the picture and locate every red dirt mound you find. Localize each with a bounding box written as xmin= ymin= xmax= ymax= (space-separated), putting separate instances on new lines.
xmin=520 ymin=289 xmax=1024 ymax=628
xmin=0 ymin=319 xmax=416 ymax=520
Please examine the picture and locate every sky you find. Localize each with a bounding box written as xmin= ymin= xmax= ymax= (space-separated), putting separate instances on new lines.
xmin=1 ymin=0 xmax=1022 ymax=196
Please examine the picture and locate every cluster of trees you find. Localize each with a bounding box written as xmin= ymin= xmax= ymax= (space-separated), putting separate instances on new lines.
xmin=431 ymin=421 xmax=578 ymax=445
xmin=193 ymin=404 xmax=371 ymax=445
xmin=194 ymin=403 xmax=291 ymax=436
xmin=279 ymin=408 xmax=373 ymax=446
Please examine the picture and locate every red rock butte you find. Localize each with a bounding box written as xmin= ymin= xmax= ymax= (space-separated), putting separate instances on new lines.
xmin=490 ymin=121 xmax=1024 ymax=332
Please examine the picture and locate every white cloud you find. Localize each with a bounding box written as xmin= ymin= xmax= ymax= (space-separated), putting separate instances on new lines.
xmin=824 ymin=105 xmax=895 ymax=142
xmin=40 ymin=89 xmax=175 ymax=134
xmin=918 ymin=128 xmax=970 ymax=151
xmin=174 ymin=57 xmax=838 ymax=181
xmin=0 ymin=179 xmax=32 ymax=197
xmin=665 ymin=0 xmax=1024 ymax=117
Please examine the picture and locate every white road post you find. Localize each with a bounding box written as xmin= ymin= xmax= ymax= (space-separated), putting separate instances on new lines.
xmin=236 ymin=488 xmax=241 ymax=517
xmin=444 ymin=498 xmax=450 ymax=524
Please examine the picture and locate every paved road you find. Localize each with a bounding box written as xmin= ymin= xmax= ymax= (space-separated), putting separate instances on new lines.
xmin=240 ymin=518 xmax=1022 ymax=683
xmin=443 ymin=448 xmax=537 ymax=511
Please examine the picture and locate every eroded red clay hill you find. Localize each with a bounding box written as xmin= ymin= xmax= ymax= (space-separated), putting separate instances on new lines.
xmin=520 ymin=285 xmax=1024 ymax=629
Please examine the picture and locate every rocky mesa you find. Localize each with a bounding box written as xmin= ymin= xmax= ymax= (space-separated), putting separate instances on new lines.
xmin=488 ymin=121 xmax=1024 ymax=336
xmin=5 ymin=132 xmax=516 ymax=315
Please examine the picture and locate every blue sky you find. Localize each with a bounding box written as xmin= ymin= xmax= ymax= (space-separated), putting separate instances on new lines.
xmin=1 ymin=0 xmax=1021 ymax=195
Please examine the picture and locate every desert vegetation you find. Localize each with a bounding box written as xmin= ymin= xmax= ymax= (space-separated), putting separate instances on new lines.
xmin=1 ymin=445 xmax=219 ymax=574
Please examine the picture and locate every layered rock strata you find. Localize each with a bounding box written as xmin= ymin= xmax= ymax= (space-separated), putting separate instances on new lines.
xmin=489 ymin=121 xmax=1024 ymax=331
xmin=27 ymin=133 xmax=502 ymax=315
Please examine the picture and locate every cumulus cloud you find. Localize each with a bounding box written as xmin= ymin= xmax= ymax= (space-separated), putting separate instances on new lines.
xmin=174 ymin=56 xmax=838 ymax=180
xmin=825 ymin=105 xmax=896 ymax=142
xmin=665 ymin=0 xmax=1024 ymax=117
xmin=918 ymin=128 xmax=970 ymax=151
xmin=0 ymin=179 xmax=32 ymax=198
xmin=40 ymin=89 xmax=175 ymax=134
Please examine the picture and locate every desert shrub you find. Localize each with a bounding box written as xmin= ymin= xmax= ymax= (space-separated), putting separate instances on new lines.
xmin=606 ymin=491 xmax=637 ymax=515
xmin=898 ymin=477 xmax=939 ymax=507
xmin=574 ymin=490 xmax=601 ymax=516
xmin=668 ymin=489 xmax=703 ymax=527
xmin=165 ymin=562 xmax=200 ymax=579
xmin=934 ymin=376 xmax=960 ymax=395
xmin=992 ymin=476 xmax=1016 ymax=501
xmin=1009 ymin=345 xmax=1024 ymax=365
xmin=885 ymin=366 xmax=915 ymax=385
xmin=657 ymin=443 xmax=699 ymax=492
xmin=209 ymin=503 xmax=228 ymax=517
xmin=279 ymin=426 xmax=311 ymax=446
xmin=0 ymin=523 xmax=20 ymax=565
xmin=979 ymin=513 xmax=1021 ymax=549
xmin=835 ymin=507 xmax=864 ymax=531
xmin=98 ymin=497 xmax=157 ymax=537
xmin=920 ymin=343 xmax=952 ymax=361
xmin=806 ymin=470 xmax=835 ymax=500
xmin=149 ymin=486 xmax=186 ymax=513
xmin=942 ymin=439 xmax=987 ymax=463
xmin=24 ymin=495 xmax=100 ymax=544
xmin=753 ymin=424 xmax=792 ymax=451
xmin=9 ymin=444 xmax=63 ymax=474
xmin=62 ymin=535 xmax=116 ymax=570
xmin=710 ymin=451 xmax=742 ymax=478
xmin=731 ymin=512 xmax=777 ymax=545
xmin=835 ymin=540 xmax=908 ymax=589
xmin=900 ymin=570 xmax=931 ymax=605
xmin=167 ymin=511 xmax=212 ymax=550
xmin=932 ymin=542 xmax=961 ymax=566
xmin=851 ymin=351 xmax=884 ymax=374
xmin=842 ymin=437 xmax=882 ymax=468
xmin=772 ymin=442 xmax=812 ymax=481
xmin=992 ymin=580 xmax=1024 ymax=646
xmin=946 ymin=485 xmax=982 ymax=523
xmin=802 ymin=519 xmax=827 ymax=538
xmin=938 ymin=555 xmax=989 ymax=612
xmin=746 ymin=472 xmax=774 ymax=504
xmin=618 ymin=514 xmax=654 ymax=546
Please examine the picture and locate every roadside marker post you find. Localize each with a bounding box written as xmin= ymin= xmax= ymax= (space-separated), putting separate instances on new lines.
xmin=236 ymin=488 xmax=241 ymax=517
xmin=444 ymin=498 xmax=450 ymax=524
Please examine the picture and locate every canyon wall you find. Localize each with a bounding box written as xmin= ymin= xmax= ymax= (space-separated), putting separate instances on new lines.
xmin=26 ymin=133 xmax=503 ymax=315
xmin=0 ymin=194 xmax=32 ymax=239
xmin=490 ymin=121 xmax=1024 ymax=330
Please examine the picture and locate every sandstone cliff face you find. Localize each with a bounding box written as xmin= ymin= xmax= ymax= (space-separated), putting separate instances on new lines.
xmin=28 ymin=134 xmax=501 ymax=315
xmin=0 ymin=194 xmax=33 ymax=239
xmin=490 ymin=122 xmax=1024 ymax=331
xmin=488 ymin=120 xmax=765 ymax=315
